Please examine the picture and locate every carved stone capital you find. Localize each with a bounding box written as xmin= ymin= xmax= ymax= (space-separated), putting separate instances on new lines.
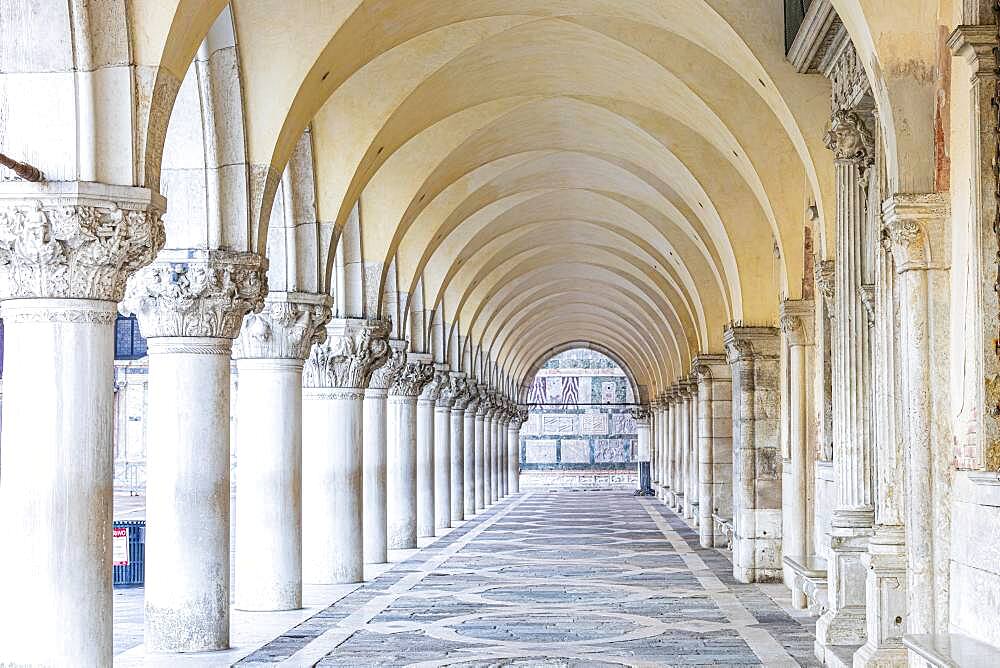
xmin=420 ymin=365 xmax=450 ymax=402
xmin=724 ymin=325 xmax=781 ymax=364
xmin=302 ymin=318 xmax=391 ymax=389
xmin=476 ymin=384 xmax=491 ymax=417
xmin=780 ymin=299 xmax=816 ymax=346
xmin=814 ymin=259 xmax=836 ymax=304
xmin=824 ymin=109 xmax=874 ymax=166
xmin=450 ymin=373 xmax=473 ymax=410
xmin=465 ymin=380 xmax=481 ymax=412
xmin=0 ymin=182 xmax=166 ymax=301
xmin=389 ymin=353 xmax=435 ymax=398
xmin=882 ymin=193 xmax=949 ymax=273
xmin=122 ymin=249 xmax=267 ymax=339
xmin=369 ymin=339 xmax=408 ymax=390
xmin=233 ymin=292 xmax=332 ymax=360
xmin=631 ymin=406 xmax=651 ymax=425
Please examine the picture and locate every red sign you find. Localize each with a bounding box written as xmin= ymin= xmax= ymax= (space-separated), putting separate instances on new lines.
xmin=113 ymin=527 xmax=129 ymax=566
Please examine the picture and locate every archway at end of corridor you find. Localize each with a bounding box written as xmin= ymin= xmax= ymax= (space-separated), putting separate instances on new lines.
xmin=519 ymin=347 xmax=641 ymax=491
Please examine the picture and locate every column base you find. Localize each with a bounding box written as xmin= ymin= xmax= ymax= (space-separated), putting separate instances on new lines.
xmin=815 ymin=527 xmax=872 ymax=652
xmin=854 ymin=528 xmax=907 ymax=668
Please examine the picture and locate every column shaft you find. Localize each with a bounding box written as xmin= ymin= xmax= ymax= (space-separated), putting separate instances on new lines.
xmin=508 ymin=425 xmax=520 ymax=494
xmin=387 ymin=395 xmax=418 ymax=548
xmin=363 ymin=388 xmax=389 ymax=563
xmin=235 ymin=358 xmax=304 ymax=610
xmin=303 ymin=389 xmax=364 ymax=583
xmin=0 ymin=300 xmax=117 ymax=666
xmin=451 ymin=407 xmax=466 ymax=522
xmin=463 ymin=408 xmax=477 ymax=515
xmin=475 ymin=413 xmax=486 ymax=509
xmin=434 ymin=403 xmax=452 ymax=530
xmin=417 ymin=398 xmax=436 ymax=537
xmin=145 ymin=338 xmax=233 ymax=650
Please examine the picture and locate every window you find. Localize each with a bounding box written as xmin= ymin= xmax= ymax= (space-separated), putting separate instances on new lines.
xmin=114 ymin=315 xmax=147 ymax=360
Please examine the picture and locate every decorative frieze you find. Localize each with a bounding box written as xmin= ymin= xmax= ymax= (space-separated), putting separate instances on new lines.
xmin=0 ymin=183 xmax=165 ymax=301
xmin=233 ymin=292 xmax=332 ymax=360
xmin=122 ymin=249 xmax=267 ymax=340
xmin=828 ymin=43 xmax=870 ymax=111
xmin=302 ymin=318 xmax=391 ymax=389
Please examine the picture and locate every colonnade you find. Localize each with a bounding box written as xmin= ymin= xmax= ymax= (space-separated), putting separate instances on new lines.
xmin=0 ymin=212 xmax=527 ymax=663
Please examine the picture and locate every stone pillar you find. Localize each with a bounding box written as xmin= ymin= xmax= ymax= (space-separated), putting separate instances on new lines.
xmin=0 ymin=184 xmax=164 ymax=667
xmin=233 ymin=293 xmax=331 ymax=611
xmin=656 ymin=398 xmax=668 ymax=501
xmin=885 ymin=195 xmax=951 ymax=641
xmin=634 ymin=407 xmax=653 ymax=494
xmin=363 ymin=339 xmax=407 ymax=564
xmin=463 ymin=384 xmax=481 ymax=515
xmin=387 ymin=354 xmax=434 ymax=549
xmin=692 ymin=355 xmax=732 ymax=548
xmin=486 ymin=395 xmax=496 ymax=504
xmin=779 ymin=300 xmax=815 ymax=609
xmin=685 ymin=383 xmax=698 ymax=521
xmin=434 ymin=367 xmax=454 ymax=531
xmin=417 ymin=367 xmax=446 ymax=537
xmin=475 ymin=388 xmax=489 ymax=510
xmin=499 ymin=402 xmax=510 ymax=497
xmin=678 ymin=383 xmax=692 ymax=515
xmin=302 ymin=318 xmax=390 ymax=584
xmin=450 ymin=373 xmax=470 ymax=523
xmin=665 ymin=391 xmax=678 ymax=503
xmin=725 ymin=326 xmax=782 ymax=583
xmin=509 ymin=406 xmax=526 ymax=494
xmin=123 ymin=249 xmax=266 ymax=651
xmin=817 ymin=109 xmax=877 ymax=650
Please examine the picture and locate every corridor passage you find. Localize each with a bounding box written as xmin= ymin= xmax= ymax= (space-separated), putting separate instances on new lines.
xmin=241 ymin=492 xmax=818 ymax=666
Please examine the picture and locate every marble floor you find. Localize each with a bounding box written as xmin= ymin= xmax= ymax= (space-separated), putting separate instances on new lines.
xmin=230 ymin=490 xmax=818 ymax=667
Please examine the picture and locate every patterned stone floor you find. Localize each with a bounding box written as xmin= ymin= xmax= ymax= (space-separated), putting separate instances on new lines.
xmin=240 ymin=491 xmax=818 ymax=667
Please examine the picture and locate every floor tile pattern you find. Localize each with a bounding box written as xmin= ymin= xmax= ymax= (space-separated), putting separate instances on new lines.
xmin=241 ymin=491 xmax=818 ymax=667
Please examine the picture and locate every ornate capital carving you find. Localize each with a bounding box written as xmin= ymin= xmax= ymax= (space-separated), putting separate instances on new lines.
xmin=882 ymin=193 xmax=949 ymax=273
xmin=450 ymin=374 xmax=473 ymax=410
xmin=814 ymin=259 xmax=836 ymax=303
xmin=630 ymin=406 xmax=650 ymax=424
xmin=122 ymin=249 xmax=267 ymax=339
xmin=302 ymin=318 xmax=391 ymax=389
xmin=420 ymin=366 xmax=450 ymax=402
xmin=0 ymin=183 xmax=165 ymax=301
xmin=233 ymin=292 xmax=332 ymax=360
xmin=464 ymin=381 xmax=481 ymax=412
xmin=779 ymin=300 xmax=815 ymax=346
xmin=388 ymin=356 xmax=435 ymax=397
xmin=476 ymin=384 xmax=491 ymax=417
xmin=824 ymin=109 xmax=874 ymax=166
xmin=369 ymin=339 xmax=408 ymax=390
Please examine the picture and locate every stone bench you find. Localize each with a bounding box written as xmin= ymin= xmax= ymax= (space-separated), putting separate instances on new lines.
xmin=903 ymin=633 xmax=1000 ymax=668
xmin=712 ymin=514 xmax=734 ymax=550
xmin=782 ymin=554 xmax=828 ymax=615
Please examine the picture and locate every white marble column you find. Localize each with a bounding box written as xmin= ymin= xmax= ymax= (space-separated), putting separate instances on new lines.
xmin=124 ymin=249 xmax=266 ymax=651
xmin=475 ymin=389 xmax=488 ymax=510
xmin=387 ymin=355 xmax=434 ymax=549
xmin=685 ymin=383 xmax=698 ymax=521
xmin=677 ymin=383 xmax=691 ymax=514
xmin=672 ymin=388 xmax=684 ymax=508
xmin=817 ymin=109 xmax=877 ymax=650
xmin=634 ymin=407 xmax=653 ymax=494
xmin=302 ymin=318 xmax=390 ymax=584
xmin=233 ymin=293 xmax=331 ymax=611
xmin=417 ymin=367 xmax=446 ymax=537
xmin=449 ymin=373 xmax=470 ymax=523
xmin=499 ymin=402 xmax=510 ymax=497
xmin=665 ymin=391 xmax=677 ymax=504
xmin=463 ymin=384 xmax=480 ymax=516
xmin=692 ymin=355 xmax=732 ymax=548
xmin=363 ymin=339 xmax=407 ymax=564
xmin=725 ymin=326 xmax=783 ymax=584
xmin=779 ymin=300 xmax=815 ymax=609
xmin=0 ymin=184 xmax=164 ymax=667
xmin=484 ymin=396 xmax=495 ymax=504
xmin=885 ymin=195 xmax=951 ymax=641
xmin=508 ymin=406 xmax=525 ymax=494
xmin=434 ymin=367 xmax=454 ymax=531
xmin=490 ymin=403 xmax=501 ymax=502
